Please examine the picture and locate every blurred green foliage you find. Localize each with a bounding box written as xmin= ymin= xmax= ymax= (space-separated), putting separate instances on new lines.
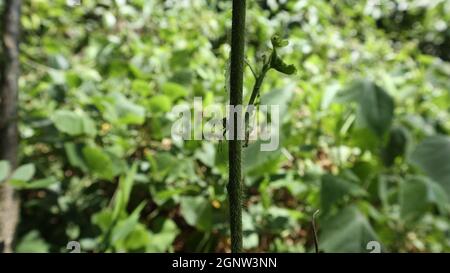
xmin=1 ymin=0 xmax=449 ymax=252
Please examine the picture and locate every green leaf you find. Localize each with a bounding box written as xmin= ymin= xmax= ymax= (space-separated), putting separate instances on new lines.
xmin=321 ymin=83 xmax=340 ymax=110
xmin=151 ymin=185 xmax=198 ymax=206
xmin=399 ymin=177 xmax=429 ymax=221
xmin=52 ymin=110 xmax=96 ymax=136
xmin=15 ymin=231 xmax=49 ymax=253
xmin=381 ymin=126 xmax=409 ymax=167
xmin=320 ymin=206 xmax=379 ymax=253
xmin=11 ymin=176 xmax=58 ymax=190
xmin=92 ymin=210 xmax=114 ymax=232
xmin=147 ymin=218 xmax=179 ymax=252
xmin=162 ymin=82 xmax=188 ymax=101
xmin=194 ymin=142 xmax=216 ymax=168
xmin=113 ymin=164 xmax=138 ymax=220
xmin=264 ymin=206 xmax=301 ymax=233
xmin=111 ymin=217 xmax=138 ymax=246
xmin=148 ymin=95 xmax=172 ymax=113
xmin=399 ymin=176 xmax=448 ymax=222
xmin=123 ymin=223 xmax=151 ymax=251
xmin=111 ymin=202 xmax=145 ymax=243
xmin=357 ymin=81 xmax=394 ymax=137
xmin=82 ymin=146 xmax=114 ymax=180
xmin=320 ymin=174 xmax=366 ymax=212
xmin=26 ymin=177 xmax=59 ymax=189
xmin=180 ymin=196 xmax=213 ymax=231
xmin=243 ymin=233 xmax=259 ymax=250
xmin=148 ymin=152 xmax=178 ymax=180
xmin=0 ymin=160 xmax=11 ymax=183
xmin=11 ymin=164 xmax=35 ymax=182
xmin=48 ymin=54 xmax=69 ymax=70
xmin=260 ymin=85 xmax=295 ymax=117
xmin=243 ymin=140 xmax=282 ymax=176
xmin=111 ymin=93 xmax=146 ymax=125
xmin=103 ymin=11 xmax=116 ymax=28
xmin=410 ymin=135 xmax=450 ymax=196
xmin=64 ymin=142 xmax=88 ymax=171
xmin=131 ymin=79 xmax=152 ymax=96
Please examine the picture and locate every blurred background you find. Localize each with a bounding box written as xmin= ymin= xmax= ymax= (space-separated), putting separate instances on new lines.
xmin=1 ymin=0 xmax=450 ymax=252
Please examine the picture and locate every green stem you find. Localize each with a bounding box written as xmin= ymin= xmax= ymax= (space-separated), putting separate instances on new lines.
xmin=244 ymin=55 xmax=272 ymax=147
xmin=228 ymin=0 xmax=246 ymax=253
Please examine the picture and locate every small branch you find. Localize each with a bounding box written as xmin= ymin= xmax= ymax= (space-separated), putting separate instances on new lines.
xmin=312 ymin=210 xmax=320 ymax=253
xmin=244 ymin=58 xmax=257 ymax=80
xmin=243 ymin=54 xmax=272 ymax=147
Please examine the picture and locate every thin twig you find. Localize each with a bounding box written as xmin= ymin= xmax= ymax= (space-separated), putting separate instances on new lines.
xmin=312 ymin=209 xmax=320 ymax=253
xmin=243 ymin=60 xmax=270 ymax=147
xmin=244 ymin=58 xmax=257 ymax=79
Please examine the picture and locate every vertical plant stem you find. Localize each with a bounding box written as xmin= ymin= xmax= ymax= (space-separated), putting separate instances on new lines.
xmin=0 ymin=0 xmax=21 ymax=253
xmin=228 ymin=0 xmax=246 ymax=253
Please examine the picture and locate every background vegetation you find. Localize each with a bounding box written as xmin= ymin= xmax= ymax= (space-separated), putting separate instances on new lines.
xmin=1 ymin=0 xmax=450 ymax=252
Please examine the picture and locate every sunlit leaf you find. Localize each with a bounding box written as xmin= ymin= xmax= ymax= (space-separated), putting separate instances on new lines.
xmin=0 ymin=160 xmax=11 ymax=183
xmin=52 ymin=110 xmax=96 ymax=136
xmin=180 ymin=196 xmax=213 ymax=231
xmin=320 ymin=206 xmax=379 ymax=253
xmin=82 ymin=146 xmax=114 ymax=180
xmin=410 ymin=135 xmax=450 ymax=195
xmin=11 ymin=164 xmax=35 ymax=183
